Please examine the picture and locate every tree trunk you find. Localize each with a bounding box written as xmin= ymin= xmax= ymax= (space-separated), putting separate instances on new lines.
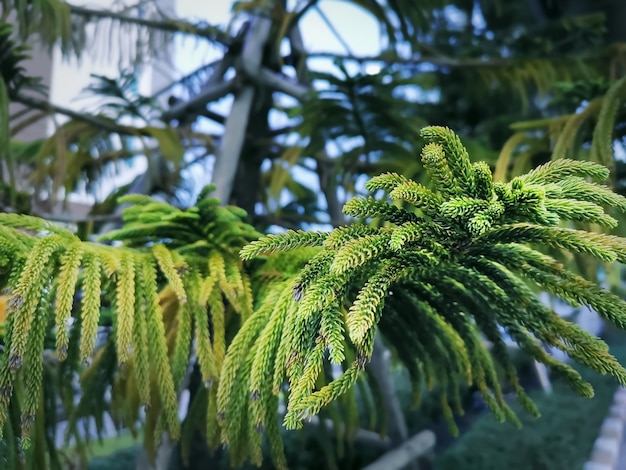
xmin=136 ymin=9 xmax=275 ymax=470
xmin=370 ymin=335 xmax=416 ymax=470
xmin=230 ymin=90 xmax=272 ymax=217
xmin=211 ymin=13 xmax=273 ymax=205
xmin=370 ymin=334 xmax=409 ymax=446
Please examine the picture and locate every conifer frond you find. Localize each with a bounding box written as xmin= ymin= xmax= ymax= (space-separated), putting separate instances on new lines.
xmin=79 ymin=255 xmax=102 ymax=362
xmin=421 ymin=142 xmax=462 ymax=197
xmin=543 ymin=199 xmax=617 ymax=227
xmin=132 ymin=259 xmax=152 ymax=409
xmin=3 ymin=125 xmax=626 ymax=468
xmin=230 ymin=126 xmax=626 ymax=461
xmin=389 ymin=221 xmax=427 ymax=250
xmin=0 ymin=185 xmax=260 ymax=451
xmin=554 ymin=177 xmax=626 ymax=211
xmin=346 ymin=262 xmax=400 ymax=345
xmin=0 ymin=227 xmax=183 ymax=444
xmin=591 ymin=77 xmax=626 ymax=167
xmin=330 ymin=233 xmax=391 ymax=275
xmin=419 ymin=126 xmax=474 ymax=193
xmin=342 ymin=196 xmax=419 ymax=224
xmin=239 ymin=230 xmax=328 ymax=260
xmin=55 ymin=244 xmax=83 ymax=361
xmin=478 ymin=224 xmax=619 ymax=262
xmin=520 ymin=158 xmax=610 ymax=184
xmin=365 ymin=172 xmax=411 ymax=193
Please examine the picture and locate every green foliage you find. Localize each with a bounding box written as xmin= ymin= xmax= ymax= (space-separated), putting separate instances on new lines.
xmin=0 ymin=23 xmax=36 ymax=97
xmin=0 ymin=21 xmax=45 ymax=208
xmin=435 ymin=346 xmax=626 ymax=470
xmin=4 ymin=1 xmax=624 ymax=231
xmin=0 ymin=123 xmax=626 ymax=468
xmin=234 ymin=126 xmax=626 ymax=467
xmin=497 ymin=76 xmax=626 ymax=181
xmin=0 ymin=186 xmax=259 ymax=467
xmin=3 ymin=125 xmax=626 ymax=469
xmin=24 ymin=78 xmax=191 ymax=208
xmin=2 ymin=1 xmax=626 ymax=468
xmin=1 ymin=0 xmax=72 ymax=55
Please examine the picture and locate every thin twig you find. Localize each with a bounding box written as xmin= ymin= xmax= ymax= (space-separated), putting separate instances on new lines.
xmin=312 ymin=5 xmax=354 ymax=56
xmin=68 ymin=4 xmax=232 ymax=47
xmin=12 ymin=93 xmax=166 ymax=138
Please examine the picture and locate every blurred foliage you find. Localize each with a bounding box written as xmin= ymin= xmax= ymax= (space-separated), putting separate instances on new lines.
xmin=435 ymin=344 xmax=626 ymax=470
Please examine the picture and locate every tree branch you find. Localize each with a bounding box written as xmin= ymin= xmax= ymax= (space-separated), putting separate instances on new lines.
xmin=361 ymin=430 xmax=436 ymax=470
xmin=247 ymin=67 xmax=310 ymax=100
xmin=152 ymin=59 xmax=226 ymax=99
xmin=268 ymin=124 xmax=297 ymax=137
xmin=12 ymin=93 xmax=153 ymax=137
xmin=162 ymin=79 xmax=236 ymax=122
xmin=197 ymin=109 xmax=226 ymax=125
xmin=163 ymin=65 xmax=309 ymax=124
xmin=68 ymin=4 xmax=232 ymax=47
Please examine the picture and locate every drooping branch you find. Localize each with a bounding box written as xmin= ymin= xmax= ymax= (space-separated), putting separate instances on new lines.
xmin=68 ymin=4 xmax=232 ymax=47
xmin=12 ymin=93 xmax=153 ymax=137
xmin=235 ymin=127 xmax=626 ymax=470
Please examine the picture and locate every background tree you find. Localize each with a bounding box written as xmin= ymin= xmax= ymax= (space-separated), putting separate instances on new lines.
xmin=1 ymin=1 xmax=626 ymax=469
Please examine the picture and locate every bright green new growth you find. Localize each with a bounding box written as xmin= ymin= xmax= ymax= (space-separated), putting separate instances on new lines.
xmin=2 ymin=126 xmax=626 ymax=469
xmin=236 ymin=126 xmax=626 ymax=466
xmin=0 ymin=185 xmax=260 ymax=460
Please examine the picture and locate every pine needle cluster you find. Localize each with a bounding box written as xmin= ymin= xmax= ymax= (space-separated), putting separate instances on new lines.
xmin=233 ymin=126 xmax=626 ymax=467
xmin=0 ymin=185 xmax=259 ymax=464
